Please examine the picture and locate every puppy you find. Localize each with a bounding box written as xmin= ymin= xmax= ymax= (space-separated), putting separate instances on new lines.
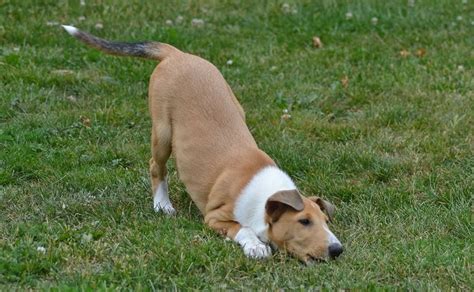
xmin=62 ymin=25 xmax=343 ymax=262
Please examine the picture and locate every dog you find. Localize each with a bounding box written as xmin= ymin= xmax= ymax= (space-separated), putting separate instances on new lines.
xmin=62 ymin=25 xmax=343 ymax=262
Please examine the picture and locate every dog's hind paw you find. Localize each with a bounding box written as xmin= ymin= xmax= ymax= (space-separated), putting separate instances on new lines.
xmin=153 ymin=203 xmax=176 ymax=215
xmin=243 ymin=242 xmax=272 ymax=259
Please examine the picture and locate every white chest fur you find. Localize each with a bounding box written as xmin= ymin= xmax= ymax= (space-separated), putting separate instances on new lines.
xmin=234 ymin=166 xmax=296 ymax=242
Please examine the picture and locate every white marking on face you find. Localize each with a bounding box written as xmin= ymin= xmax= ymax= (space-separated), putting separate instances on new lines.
xmin=323 ymin=225 xmax=341 ymax=245
xmin=153 ymin=177 xmax=176 ymax=215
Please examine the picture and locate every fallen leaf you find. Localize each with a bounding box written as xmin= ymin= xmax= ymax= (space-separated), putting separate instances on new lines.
xmin=80 ymin=116 xmax=91 ymax=127
xmin=415 ymin=48 xmax=426 ymax=58
xmin=341 ymin=75 xmax=349 ymax=88
xmin=399 ymin=49 xmax=410 ymax=58
xmin=312 ymin=36 xmax=323 ymax=48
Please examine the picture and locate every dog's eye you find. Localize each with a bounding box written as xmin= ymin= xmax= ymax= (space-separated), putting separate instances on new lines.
xmin=298 ymin=219 xmax=311 ymax=226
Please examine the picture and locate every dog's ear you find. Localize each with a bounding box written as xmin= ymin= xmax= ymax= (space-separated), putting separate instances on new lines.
xmin=308 ymin=196 xmax=335 ymax=222
xmin=265 ymin=190 xmax=304 ymax=223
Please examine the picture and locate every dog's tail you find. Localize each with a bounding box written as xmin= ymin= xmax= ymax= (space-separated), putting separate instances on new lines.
xmin=62 ymin=25 xmax=179 ymax=61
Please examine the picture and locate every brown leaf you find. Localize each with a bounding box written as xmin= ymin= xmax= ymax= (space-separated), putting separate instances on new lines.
xmin=415 ymin=48 xmax=426 ymax=58
xmin=312 ymin=36 xmax=323 ymax=48
xmin=80 ymin=116 xmax=91 ymax=127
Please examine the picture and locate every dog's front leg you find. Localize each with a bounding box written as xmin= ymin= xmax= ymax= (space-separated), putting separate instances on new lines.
xmin=205 ymin=212 xmax=271 ymax=259
xmin=234 ymin=226 xmax=272 ymax=259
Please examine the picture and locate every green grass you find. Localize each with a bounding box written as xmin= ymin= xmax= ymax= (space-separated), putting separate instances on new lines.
xmin=1 ymin=0 xmax=473 ymax=289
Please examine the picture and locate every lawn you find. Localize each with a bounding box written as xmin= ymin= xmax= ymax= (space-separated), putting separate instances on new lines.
xmin=1 ymin=0 xmax=472 ymax=289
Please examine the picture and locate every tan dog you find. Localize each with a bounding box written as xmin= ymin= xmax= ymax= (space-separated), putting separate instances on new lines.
xmin=62 ymin=25 xmax=343 ymax=262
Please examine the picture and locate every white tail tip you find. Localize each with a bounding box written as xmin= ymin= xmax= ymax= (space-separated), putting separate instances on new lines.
xmin=62 ymin=25 xmax=78 ymax=35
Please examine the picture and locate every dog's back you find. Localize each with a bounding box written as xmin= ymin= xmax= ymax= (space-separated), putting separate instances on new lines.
xmin=62 ymin=25 xmax=269 ymax=211
xmin=149 ymin=53 xmax=263 ymax=210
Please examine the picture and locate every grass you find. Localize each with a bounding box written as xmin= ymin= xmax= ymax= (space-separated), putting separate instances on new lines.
xmin=1 ymin=0 xmax=473 ymax=289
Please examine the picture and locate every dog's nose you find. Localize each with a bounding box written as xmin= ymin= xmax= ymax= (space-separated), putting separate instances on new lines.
xmin=328 ymin=243 xmax=343 ymax=258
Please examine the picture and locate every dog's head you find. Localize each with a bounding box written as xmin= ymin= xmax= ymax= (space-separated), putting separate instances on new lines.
xmin=265 ymin=190 xmax=343 ymax=263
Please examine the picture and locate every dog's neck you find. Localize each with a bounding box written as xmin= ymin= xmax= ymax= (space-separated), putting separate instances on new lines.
xmin=234 ymin=166 xmax=297 ymax=243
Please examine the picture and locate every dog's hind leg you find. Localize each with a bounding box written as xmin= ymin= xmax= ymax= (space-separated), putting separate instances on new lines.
xmin=150 ymin=124 xmax=175 ymax=215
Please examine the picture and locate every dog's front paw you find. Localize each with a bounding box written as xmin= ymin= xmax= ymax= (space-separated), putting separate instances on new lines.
xmin=243 ymin=242 xmax=272 ymax=259
xmin=235 ymin=227 xmax=272 ymax=259
xmin=153 ymin=202 xmax=176 ymax=215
